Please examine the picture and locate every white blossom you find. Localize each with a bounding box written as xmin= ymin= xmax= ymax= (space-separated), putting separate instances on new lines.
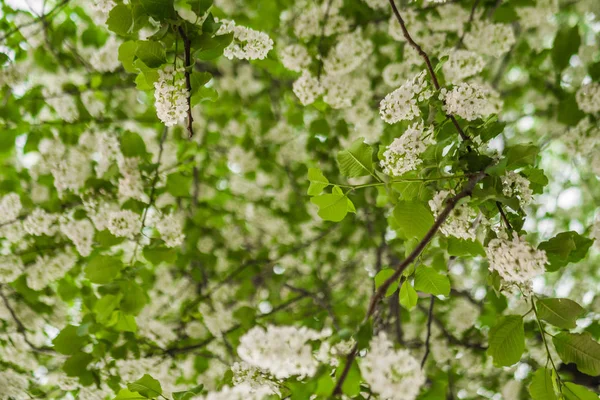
xmin=380 ymin=121 xmax=434 ymax=177
xmin=237 ymin=325 xmax=331 ymax=379
xmin=486 ymin=232 xmax=548 ymax=285
xmin=576 ymin=82 xmax=600 ymax=114
xmin=91 ymin=0 xmax=116 ymax=13
xmin=0 ymin=256 xmax=24 ymax=284
xmin=464 ymin=21 xmax=516 ymax=58
xmin=293 ymin=71 xmax=324 ymax=105
xmin=60 ymin=218 xmax=95 ymax=257
xmin=90 ymin=36 xmax=121 ymax=73
xmin=217 ymin=20 xmax=273 ymax=60
xmin=0 ymin=193 xmax=22 ymax=225
xmin=447 ymin=298 xmax=480 ymax=336
xmin=154 ymin=66 xmax=189 ymax=127
xmin=279 ymin=44 xmax=311 ymax=72
xmin=0 ymin=369 xmax=29 ymax=400
xmin=323 ymin=29 xmax=373 ymax=76
xmin=359 ymin=332 xmax=425 ymax=400
xmin=23 ymin=208 xmax=58 ymax=236
xmin=441 ymin=82 xmax=502 ymax=121
xmin=195 ymin=383 xmax=275 ymax=400
xmin=27 ymin=251 xmax=77 ymax=291
xmin=443 ymin=50 xmax=486 ymax=84
xmin=502 ymin=171 xmax=533 ymax=209
xmin=380 ymin=71 xmax=433 ymax=124
xmin=429 ymin=190 xmax=477 ymax=240
xmin=154 ymin=213 xmax=185 ymax=248
xmin=107 ymin=210 xmax=142 ymax=238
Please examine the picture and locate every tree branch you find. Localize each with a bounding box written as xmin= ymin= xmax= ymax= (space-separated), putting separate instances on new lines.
xmin=421 ymin=295 xmax=435 ymax=368
xmin=177 ymin=26 xmax=195 ymax=138
xmin=332 ymin=171 xmax=486 ymax=395
xmin=387 ymin=0 xmax=469 ymax=142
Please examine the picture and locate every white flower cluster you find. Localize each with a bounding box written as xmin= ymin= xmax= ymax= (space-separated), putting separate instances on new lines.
xmin=0 ymin=369 xmax=29 ymax=400
xmin=292 ymin=0 xmax=349 ymax=39
xmin=0 ymin=193 xmax=22 ymax=225
xmin=231 ymin=362 xmax=280 ymax=397
xmin=27 ymin=251 xmax=77 ymax=291
xmin=359 ymin=332 xmax=425 ymax=400
xmin=0 ymin=256 xmax=24 ymax=284
xmin=576 ymin=82 xmax=600 ymax=114
xmin=563 ymin=118 xmax=600 ymax=176
xmin=217 ymin=20 xmax=273 ymax=60
xmin=154 ymin=213 xmax=185 ymax=248
xmin=107 ymin=209 xmax=142 ymax=238
xmin=23 ymin=208 xmax=58 ymax=236
xmin=60 ymin=218 xmax=95 ymax=257
xmin=442 ymin=50 xmax=486 ymax=84
xmin=292 ymin=71 xmax=324 ymax=105
xmin=279 ymin=44 xmax=311 ymax=72
xmin=429 ymin=190 xmax=477 ymax=240
xmin=90 ymin=36 xmax=121 ymax=73
xmin=380 ymin=71 xmax=433 ymax=124
xmin=91 ymin=0 xmax=116 ymax=13
xmin=118 ymin=157 xmax=146 ymax=203
xmin=441 ymin=82 xmax=502 ymax=121
xmin=448 ymin=298 xmax=480 ymax=336
xmin=198 ymin=302 xmax=235 ymax=337
xmin=43 ymin=89 xmax=79 ymax=122
xmin=382 ymin=63 xmax=412 ymax=88
xmin=380 ymin=121 xmax=434 ymax=177
xmin=237 ymin=325 xmax=331 ymax=379
xmin=323 ymin=29 xmax=373 ymax=76
xmin=196 ymin=383 xmax=274 ymax=400
xmin=464 ymin=21 xmax=516 ymax=58
xmin=502 ymin=171 xmax=533 ymax=209
xmin=486 ymin=232 xmax=548 ymax=285
xmin=154 ymin=66 xmax=189 ymax=127
xmin=362 ymin=0 xmax=387 ymax=9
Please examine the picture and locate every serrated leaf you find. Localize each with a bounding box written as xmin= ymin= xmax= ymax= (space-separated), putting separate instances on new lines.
xmin=135 ymin=40 xmax=166 ymax=68
xmin=114 ymin=389 xmax=145 ymax=400
xmin=107 ymin=4 xmax=133 ymax=36
xmin=336 ymin=138 xmax=374 ymax=178
xmin=140 ymin=0 xmax=176 ymax=20
xmin=85 ymin=255 xmax=123 ymax=284
xmin=537 ymin=298 xmax=585 ymax=330
xmin=119 ymin=41 xmax=137 ymax=73
xmin=552 ymin=26 xmax=581 ymax=71
xmin=553 ymin=332 xmax=600 ymax=377
xmin=193 ymin=32 xmax=234 ymax=60
xmin=307 ymin=167 xmax=329 ymax=196
xmin=487 ymin=315 xmax=524 ymax=367
xmin=538 ymin=231 xmax=594 ymax=272
xmin=529 ymin=368 xmax=558 ymax=400
xmin=506 ymin=143 xmax=539 ymax=168
xmin=173 ymin=385 xmax=204 ymax=400
xmin=52 ymin=325 xmax=88 ymax=355
xmin=393 ymin=200 xmax=434 ymax=239
xmin=128 ymin=374 xmax=162 ymax=398
xmin=311 ymin=191 xmax=349 ymax=222
xmin=374 ymin=268 xmax=398 ymax=297
xmin=414 ymin=266 xmax=450 ymax=296
xmin=447 ymin=238 xmax=485 ymax=257
xmin=399 ymin=280 xmax=418 ymax=310
xmin=121 ymin=131 xmax=147 ymax=157
xmin=94 ymin=294 xmax=122 ymax=324
xmin=562 ymin=382 xmax=599 ymax=400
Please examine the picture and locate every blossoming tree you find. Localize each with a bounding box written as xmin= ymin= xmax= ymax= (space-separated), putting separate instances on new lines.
xmin=1 ymin=0 xmax=600 ymax=399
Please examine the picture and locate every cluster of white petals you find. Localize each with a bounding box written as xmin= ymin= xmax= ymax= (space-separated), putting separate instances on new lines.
xmin=359 ymin=332 xmax=425 ymax=400
xmin=107 ymin=210 xmax=142 ymax=238
xmin=576 ymin=82 xmax=600 ymax=114
xmin=60 ymin=218 xmax=95 ymax=257
xmin=237 ymin=325 xmax=331 ymax=379
xmin=154 ymin=213 xmax=185 ymax=248
xmin=91 ymin=0 xmax=115 ymax=13
xmin=292 ymin=0 xmax=349 ymax=39
xmin=279 ymin=44 xmax=311 ymax=72
xmin=429 ymin=190 xmax=477 ymax=240
xmin=323 ymin=29 xmax=373 ymax=76
xmin=0 ymin=255 xmax=24 ymax=284
xmin=154 ymin=66 xmax=189 ymax=127
xmin=380 ymin=121 xmax=434 ymax=177
xmin=292 ymin=71 xmax=324 ymax=105
xmin=441 ymin=82 xmax=502 ymax=121
xmin=464 ymin=21 xmax=516 ymax=58
xmin=502 ymin=171 xmax=533 ymax=209
xmin=27 ymin=251 xmax=77 ymax=291
xmin=0 ymin=369 xmax=29 ymax=400
xmin=448 ymin=298 xmax=480 ymax=336
xmin=195 ymin=383 xmax=275 ymax=400
xmin=443 ymin=50 xmax=486 ymax=84
xmin=23 ymin=208 xmax=58 ymax=236
xmin=218 ymin=20 xmax=273 ymax=60
xmin=0 ymin=193 xmax=22 ymax=225
xmin=486 ymin=232 xmax=548 ymax=284
xmin=90 ymin=36 xmax=121 ymax=73
xmin=380 ymin=71 xmax=433 ymax=123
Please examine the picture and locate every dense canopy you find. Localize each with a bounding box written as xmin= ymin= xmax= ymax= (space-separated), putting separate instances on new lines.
xmin=0 ymin=0 xmax=600 ymax=399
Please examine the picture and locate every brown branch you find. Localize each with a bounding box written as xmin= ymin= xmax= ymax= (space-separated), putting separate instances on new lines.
xmin=316 ymin=0 xmax=334 ymax=78
xmin=455 ymin=0 xmax=481 ymax=49
xmin=177 ymin=26 xmax=195 ymax=138
xmin=0 ymin=0 xmax=70 ymax=44
xmin=332 ymin=171 xmax=486 ymax=395
xmin=421 ymin=295 xmax=435 ymax=368
xmin=496 ymin=201 xmax=513 ymax=231
xmin=387 ymin=0 xmax=469 ymax=142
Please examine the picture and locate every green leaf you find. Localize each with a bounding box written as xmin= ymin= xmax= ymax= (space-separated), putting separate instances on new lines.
xmin=414 ymin=266 xmax=450 ymax=296
xmin=528 ymin=368 xmax=558 ymax=400
xmin=374 ymin=268 xmax=398 ymax=297
xmin=506 ymin=143 xmax=539 ymax=169
xmin=562 ymin=382 xmax=599 ymax=400
xmin=487 ymin=315 xmax=524 ymax=367
xmin=336 ymin=138 xmax=374 ymax=178
xmin=193 ymin=33 xmax=234 ymax=60
xmin=85 ymin=255 xmax=123 ymax=284
xmin=114 ymin=389 xmax=145 ymax=400
xmin=172 ymin=385 xmax=204 ymax=400
xmin=107 ymin=4 xmax=133 ymax=36
xmin=121 ymin=131 xmax=147 ymax=157
xmin=447 ymin=238 xmax=485 ymax=257
xmin=115 ymin=312 xmax=138 ymax=333
xmin=94 ymin=294 xmax=122 ymax=324
xmin=536 ymin=298 xmax=585 ymax=329
xmin=539 ymin=231 xmax=594 ymax=272
xmin=191 ymin=86 xmax=218 ymax=106
xmin=120 ymin=281 xmax=148 ymax=315
xmin=399 ymin=280 xmax=418 ymax=310
xmin=135 ymin=41 xmax=166 ymax=68
xmin=143 ymin=246 xmax=177 ymax=265
xmin=307 ymin=167 xmax=329 ymax=196
xmin=552 ymin=26 xmax=581 ymax=71
xmin=119 ymin=41 xmax=138 ymax=73
xmin=393 ymin=200 xmax=434 ymax=239
xmin=553 ymin=332 xmax=600 ymax=376
xmin=128 ymin=374 xmax=162 ymax=398
xmin=166 ymin=173 xmax=192 ymax=197
xmin=311 ymin=190 xmax=350 ymax=222
xmin=53 ymin=325 xmax=88 ymax=355
xmin=140 ymin=0 xmax=176 ymax=20
xmin=187 ymin=0 xmax=213 ymax=16
xmin=334 ymin=360 xmax=361 ymax=397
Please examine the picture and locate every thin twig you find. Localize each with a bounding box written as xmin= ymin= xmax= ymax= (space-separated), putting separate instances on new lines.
xmin=455 ymin=0 xmax=480 ymax=49
xmin=387 ymin=0 xmax=469 ymax=142
xmin=421 ymin=296 xmax=435 ymax=368
xmin=0 ymin=0 xmax=70 ymax=43
xmin=496 ymin=201 xmax=513 ymax=231
xmin=332 ymin=171 xmax=486 ymax=395
xmin=177 ymin=26 xmax=195 ymax=138
xmin=316 ymin=0 xmax=334 ymax=78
